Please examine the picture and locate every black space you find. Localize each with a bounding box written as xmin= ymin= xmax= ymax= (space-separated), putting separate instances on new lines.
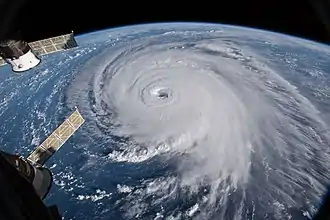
xmin=1 ymin=0 xmax=330 ymax=220
xmin=0 ymin=0 xmax=329 ymax=44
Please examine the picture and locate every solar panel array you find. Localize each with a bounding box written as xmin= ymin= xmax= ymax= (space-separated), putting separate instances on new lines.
xmin=27 ymin=108 xmax=85 ymax=166
xmin=0 ymin=32 xmax=78 ymax=67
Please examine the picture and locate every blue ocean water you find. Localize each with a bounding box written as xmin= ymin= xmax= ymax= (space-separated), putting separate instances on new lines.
xmin=0 ymin=23 xmax=330 ymax=220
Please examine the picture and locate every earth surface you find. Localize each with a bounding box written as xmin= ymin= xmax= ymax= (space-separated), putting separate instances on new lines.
xmin=1 ymin=23 xmax=330 ymax=220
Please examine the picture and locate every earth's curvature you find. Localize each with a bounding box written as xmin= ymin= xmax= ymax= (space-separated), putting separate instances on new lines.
xmin=1 ymin=22 xmax=330 ymax=220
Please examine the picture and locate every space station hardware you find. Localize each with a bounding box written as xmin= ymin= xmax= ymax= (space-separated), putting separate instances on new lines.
xmin=0 ymin=38 xmax=41 ymax=72
xmin=0 ymin=31 xmax=78 ymax=72
xmin=0 ymin=108 xmax=84 ymax=207
xmin=0 ymin=150 xmax=52 ymax=200
xmin=27 ymin=108 xmax=85 ymax=166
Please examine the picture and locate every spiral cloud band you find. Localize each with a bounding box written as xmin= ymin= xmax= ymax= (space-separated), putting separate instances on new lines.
xmin=67 ymin=26 xmax=330 ymax=219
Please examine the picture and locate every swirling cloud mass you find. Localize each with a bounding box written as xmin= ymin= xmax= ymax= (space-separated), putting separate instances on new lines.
xmin=66 ymin=25 xmax=330 ymax=219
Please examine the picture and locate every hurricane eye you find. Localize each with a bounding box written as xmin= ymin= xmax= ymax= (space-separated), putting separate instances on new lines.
xmin=158 ymin=92 xmax=168 ymax=99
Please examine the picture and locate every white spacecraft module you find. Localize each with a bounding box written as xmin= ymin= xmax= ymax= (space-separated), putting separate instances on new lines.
xmin=0 ymin=32 xmax=78 ymax=73
xmin=0 ymin=39 xmax=41 ymax=72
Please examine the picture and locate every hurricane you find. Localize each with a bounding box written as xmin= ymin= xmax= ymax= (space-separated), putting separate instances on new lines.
xmin=1 ymin=23 xmax=330 ymax=220
xmin=62 ymin=25 xmax=330 ymax=220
